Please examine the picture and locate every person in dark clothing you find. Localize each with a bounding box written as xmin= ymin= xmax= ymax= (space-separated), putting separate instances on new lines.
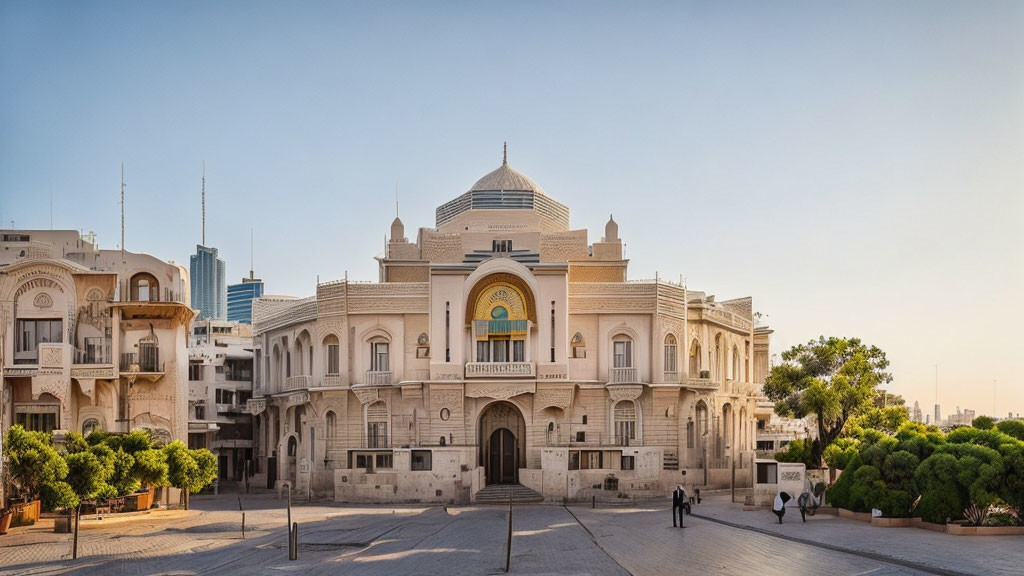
xmin=672 ymin=485 xmax=688 ymax=527
xmin=773 ymin=491 xmax=791 ymax=524
xmin=797 ymin=492 xmax=811 ymax=522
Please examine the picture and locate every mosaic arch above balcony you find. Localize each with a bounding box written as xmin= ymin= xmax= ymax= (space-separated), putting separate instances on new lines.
xmin=465 ymin=272 xmax=537 ymax=326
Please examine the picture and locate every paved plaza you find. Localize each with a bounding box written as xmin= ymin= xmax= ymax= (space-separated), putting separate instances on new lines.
xmin=0 ymin=493 xmax=1017 ymax=575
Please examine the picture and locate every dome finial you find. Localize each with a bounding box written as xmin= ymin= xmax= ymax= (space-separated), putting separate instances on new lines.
xmin=503 ymin=141 xmax=508 ymax=165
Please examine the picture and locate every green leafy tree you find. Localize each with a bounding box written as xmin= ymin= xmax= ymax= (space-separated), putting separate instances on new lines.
xmin=133 ymin=449 xmax=169 ymax=489
xmin=108 ymin=449 xmax=141 ymax=496
xmin=914 ymin=443 xmax=1004 ymax=523
xmin=163 ymin=442 xmax=217 ymax=509
xmin=826 ymin=451 xmax=862 ymax=510
xmin=823 ymin=437 xmax=860 ymax=470
xmin=972 ymin=415 xmax=995 ymax=430
xmin=763 ymin=337 xmax=891 ymax=467
xmin=995 ymin=419 xmax=1024 ymax=441
xmin=850 ymin=406 xmax=909 ymax=435
xmin=64 ymin=451 xmax=111 ymax=503
xmin=63 ymin=431 xmax=90 ymax=454
xmin=2 ymin=425 xmax=68 ymax=501
xmin=773 ymin=439 xmax=814 ymax=467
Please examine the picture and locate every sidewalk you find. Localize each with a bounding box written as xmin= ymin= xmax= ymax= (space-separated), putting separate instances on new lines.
xmin=690 ymin=494 xmax=1020 ymax=576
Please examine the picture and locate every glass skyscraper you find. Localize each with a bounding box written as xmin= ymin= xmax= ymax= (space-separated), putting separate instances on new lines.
xmin=190 ymin=244 xmax=227 ymax=320
xmin=227 ymin=275 xmax=264 ymax=324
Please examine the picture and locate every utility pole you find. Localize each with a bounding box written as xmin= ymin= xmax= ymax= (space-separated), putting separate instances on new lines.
xmin=201 ymin=161 xmax=206 ymax=246
xmin=120 ymin=163 xmax=126 ymax=262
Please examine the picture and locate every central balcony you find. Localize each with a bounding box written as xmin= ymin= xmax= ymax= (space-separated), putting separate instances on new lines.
xmin=608 ymin=367 xmax=638 ymax=383
xmin=465 ymin=362 xmax=535 ymax=378
xmin=285 ymin=375 xmax=311 ymax=390
xmin=364 ymin=370 xmax=393 ymax=386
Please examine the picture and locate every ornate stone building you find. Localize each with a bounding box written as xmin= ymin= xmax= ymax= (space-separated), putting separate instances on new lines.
xmin=0 ymin=230 xmax=193 ymax=451
xmin=250 ymin=153 xmax=771 ymax=502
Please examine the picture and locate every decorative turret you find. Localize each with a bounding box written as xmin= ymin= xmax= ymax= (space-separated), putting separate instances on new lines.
xmin=390 ymin=216 xmax=405 ymax=242
xmin=604 ymin=214 xmax=619 ymax=242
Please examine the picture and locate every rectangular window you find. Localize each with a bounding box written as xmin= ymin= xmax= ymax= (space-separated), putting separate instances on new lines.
xmin=581 ymin=450 xmax=603 ymax=470
xmin=613 ymin=340 xmax=632 ymax=368
xmin=189 ymin=362 xmax=202 ymax=381
xmin=371 ymin=342 xmax=389 ymax=372
xmin=15 ymin=407 xmax=59 ymax=433
xmin=664 ymin=345 xmax=677 ymax=373
xmin=355 ymin=454 xmax=369 ymax=469
xmin=492 ymin=339 xmax=508 ymax=363
xmin=367 ymin=422 xmax=388 ymax=448
xmin=575 ymin=431 xmax=586 ymax=443
xmin=756 ymin=462 xmax=778 ymax=484
xmin=375 ymin=453 xmax=393 ymax=469
xmin=568 ymin=451 xmax=580 ymax=470
xmin=476 ymin=341 xmax=490 ymax=362
xmin=512 ymin=340 xmax=524 ymax=362
xmin=757 ymin=440 xmax=773 ymax=451
xmin=411 ymin=450 xmax=432 ymax=471
xmin=550 ymin=301 xmax=556 ymax=362
xmin=492 ymin=240 xmax=512 ymax=253
xmin=195 ymin=405 xmax=206 ymax=420
xmin=15 ymin=319 xmax=63 ymax=364
xmin=621 ymin=455 xmax=635 ymax=471
xmin=327 ymin=344 xmax=340 ymax=375
xmin=445 ymin=302 xmax=451 ymax=362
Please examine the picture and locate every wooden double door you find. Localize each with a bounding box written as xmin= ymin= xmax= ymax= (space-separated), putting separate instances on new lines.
xmin=487 ymin=427 xmax=518 ymax=484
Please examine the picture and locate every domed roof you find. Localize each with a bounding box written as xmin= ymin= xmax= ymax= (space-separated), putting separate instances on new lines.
xmin=469 ymin=143 xmax=545 ymax=194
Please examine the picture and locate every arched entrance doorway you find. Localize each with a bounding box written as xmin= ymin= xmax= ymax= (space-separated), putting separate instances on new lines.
xmin=478 ymin=401 xmax=526 ymax=485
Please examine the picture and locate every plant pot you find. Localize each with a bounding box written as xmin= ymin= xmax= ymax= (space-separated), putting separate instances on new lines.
xmin=0 ymin=511 xmax=12 ymax=535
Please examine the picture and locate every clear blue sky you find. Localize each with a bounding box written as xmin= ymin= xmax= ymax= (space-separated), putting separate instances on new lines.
xmin=2 ymin=1 xmax=1021 ymax=417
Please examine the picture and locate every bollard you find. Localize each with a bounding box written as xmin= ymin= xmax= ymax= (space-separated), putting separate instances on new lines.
xmin=592 ymin=495 xmax=595 ymax=509
xmin=290 ymin=522 xmax=298 ymax=560
xmin=504 ymin=491 xmax=513 ymax=573
xmin=241 ymin=512 xmax=246 ymax=539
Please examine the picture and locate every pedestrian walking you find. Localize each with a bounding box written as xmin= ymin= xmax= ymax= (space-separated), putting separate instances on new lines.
xmin=672 ymin=485 xmax=688 ymax=528
xmin=797 ymin=491 xmax=810 ymax=522
xmin=772 ymin=491 xmax=791 ymax=524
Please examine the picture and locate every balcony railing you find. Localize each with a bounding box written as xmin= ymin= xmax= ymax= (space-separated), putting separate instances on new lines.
xmin=543 ymin=431 xmax=634 ymax=447
xmin=323 ymin=374 xmax=343 ymax=388
xmin=75 ymin=346 xmax=112 ymax=365
xmin=608 ymin=367 xmax=638 ymax=383
xmin=120 ymin=352 xmax=164 ymax=373
xmin=684 ymin=377 xmax=719 ymax=391
xmin=663 ymin=370 xmax=678 ymax=383
xmin=285 ymin=375 xmax=311 ymax=390
xmin=465 ymin=362 xmax=535 ymax=378
xmin=365 ymin=434 xmax=390 ymax=449
xmin=364 ymin=371 xmax=393 ymax=386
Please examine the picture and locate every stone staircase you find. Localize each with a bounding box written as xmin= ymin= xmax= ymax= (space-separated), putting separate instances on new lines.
xmin=474 ymin=483 xmax=544 ymax=504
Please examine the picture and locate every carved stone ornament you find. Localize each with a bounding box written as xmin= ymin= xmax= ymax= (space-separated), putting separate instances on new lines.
xmin=86 ymin=288 xmax=106 ymax=302
xmin=352 ymin=387 xmax=380 ymax=405
xmin=247 ymin=398 xmax=267 ymax=416
xmin=607 ymin=384 xmax=643 ymax=403
xmin=33 ymin=293 xmax=53 ymax=308
xmin=465 ymin=382 xmax=534 ymax=400
xmin=417 ymin=332 xmax=429 ymax=346
xmin=535 ymin=387 xmax=573 ymax=410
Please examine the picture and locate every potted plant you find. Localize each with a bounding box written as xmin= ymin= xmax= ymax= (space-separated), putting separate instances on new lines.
xmin=2 ymin=426 xmax=66 ymax=527
xmin=0 ymin=505 xmax=12 ymax=535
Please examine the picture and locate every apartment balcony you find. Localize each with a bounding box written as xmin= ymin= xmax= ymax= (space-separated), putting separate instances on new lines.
xmin=663 ymin=370 xmax=678 ymax=383
xmin=323 ymin=374 xmax=344 ymax=388
xmin=120 ymin=352 xmax=164 ymax=382
xmin=363 ymin=435 xmax=390 ymax=449
xmin=285 ymin=375 xmax=311 ymax=390
xmin=74 ymin=345 xmax=112 ymax=365
xmin=543 ymin=431 xmax=636 ymax=447
xmin=465 ymin=362 xmax=535 ymax=378
xmin=364 ymin=371 xmax=393 ymax=386
xmin=608 ymin=367 xmax=638 ymax=384
xmin=683 ymin=377 xmax=720 ymax=391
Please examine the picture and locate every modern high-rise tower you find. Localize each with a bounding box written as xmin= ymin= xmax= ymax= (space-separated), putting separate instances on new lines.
xmin=227 ymin=272 xmax=263 ymax=324
xmin=191 ymin=244 xmax=226 ymax=320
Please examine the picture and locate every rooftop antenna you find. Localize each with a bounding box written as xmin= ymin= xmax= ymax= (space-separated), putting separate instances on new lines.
xmin=395 ymin=182 xmax=399 ymax=218
xmin=201 ymin=161 xmax=206 ymax=246
xmin=120 ymin=163 xmax=126 ymax=261
xmin=49 ymin=186 xmax=53 ymax=229
xmin=502 ymin=141 xmax=508 ymax=165
xmin=249 ymin=227 xmax=254 ymax=280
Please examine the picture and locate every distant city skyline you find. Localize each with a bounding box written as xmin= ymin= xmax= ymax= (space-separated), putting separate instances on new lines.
xmin=2 ymin=2 xmax=1021 ymax=414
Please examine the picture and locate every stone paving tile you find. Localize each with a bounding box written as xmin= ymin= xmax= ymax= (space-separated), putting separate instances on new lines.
xmin=689 ymin=495 xmax=1020 ymax=576
xmin=567 ymin=505 xmax=932 ymax=576
xmin=2 ymin=494 xmax=1013 ymax=575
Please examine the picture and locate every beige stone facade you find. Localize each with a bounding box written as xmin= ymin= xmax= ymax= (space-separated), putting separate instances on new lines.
xmin=250 ymin=156 xmax=771 ymax=503
xmin=0 ymin=230 xmax=193 ymax=457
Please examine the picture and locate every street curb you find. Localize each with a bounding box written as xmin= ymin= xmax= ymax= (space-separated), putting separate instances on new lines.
xmin=690 ymin=513 xmax=966 ymax=576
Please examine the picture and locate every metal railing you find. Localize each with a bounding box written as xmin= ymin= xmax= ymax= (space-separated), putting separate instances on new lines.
xmin=364 ymin=371 xmax=393 ymax=386
xmin=120 ymin=352 xmax=164 ymax=373
xmin=684 ymin=377 xmax=719 ymax=391
xmin=285 ymin=375 xmax=311 ymax=390
xmin=663 ymin=370 xmax=678 ymax=383
xmin=75 ymin=347 xmax=112 ymax=365
xmin=543 ymin=431 xmax=632 ymax=447
xmin=323 ymin=375 xmax=343 ymax=387
xmin=608 ymin=367 xmax=638 ymax=383
xmin=465 ymin=362 xmax=534 ymax=378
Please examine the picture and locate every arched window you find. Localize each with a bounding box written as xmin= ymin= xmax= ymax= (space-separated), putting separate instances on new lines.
xmin=664 ymin=334 xmax=678 ymax=375
xmin=137 ymin=329 xmax=160 ymax=372
xmin=722 ymin=403 xmax=732 ymax=447
xmin=714 ymin=334 xmax=723 ymax=382
xmin=287 ymin=436 xmax=298 ymax=457
xmin=326 ymin=410 xmax=337 ymax=439
xmin=130 ymin=272 xmax=159 ymax=302
xmin=369 ymin=339 xmax=389 ymax=372
xmin=82 ymin=418 xmax=100 ymax=436
xmin=614 ymin=400 xmax=636 ymax=446
xmin=323 ymin=335 xmax=340 ymax=375
xmin=366 ymin=401 xmax=388 ymax=448
xmin=732 ymin=345 xmax=740 ymax=382
xmin=689 ymin=339 xmax=702 ymax=376
xmin=612 ymin=336 xmax=633 ymax=368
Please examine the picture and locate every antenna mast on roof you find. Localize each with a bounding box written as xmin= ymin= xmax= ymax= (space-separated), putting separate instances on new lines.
xmin=503 ymin=141 xmax=507 ymax=165
xmin=395 ymin=182 xmax=399 ymax=218
xmin=250 ymin=227 xmax=254 ymax=280
xmin=201 ymin=161 xmax=206 ymax=246
xmin=120 ymin=163 xmax=126 ymax=261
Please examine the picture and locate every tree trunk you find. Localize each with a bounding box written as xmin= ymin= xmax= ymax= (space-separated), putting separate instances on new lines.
xmin=72 ymin=504 xmax=80 ymax=559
